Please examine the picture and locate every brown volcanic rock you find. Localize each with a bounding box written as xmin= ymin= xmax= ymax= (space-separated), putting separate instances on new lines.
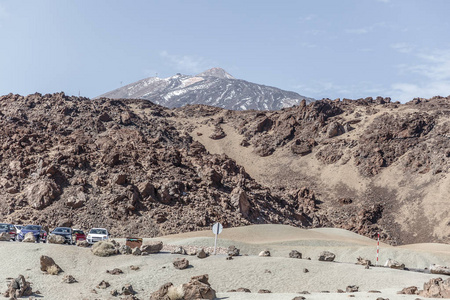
xmin=1 ymin=93 xmax=450 ymax=245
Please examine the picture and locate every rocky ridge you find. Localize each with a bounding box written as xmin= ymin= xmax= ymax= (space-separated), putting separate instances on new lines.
xmin=1 ymin=93 xmax=449 ymax=244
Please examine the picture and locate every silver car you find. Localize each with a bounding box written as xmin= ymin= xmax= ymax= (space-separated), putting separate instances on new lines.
xmin=0 ymin=223 xmax=16 ymax=241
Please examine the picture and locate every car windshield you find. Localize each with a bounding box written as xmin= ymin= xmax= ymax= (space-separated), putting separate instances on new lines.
xmin=15 ymin=225 xmax=23 ymax=229
xmin=0 ymin=224 xmax=9 ymax=230
xmin=54 ymin=228 xmax=70 ymax=233
xmin=73 ymin=230 xmax=84 ymax=235
xmin=90 ymin=229 xmax=107 ymax=235
xmin=23 ymin=225 xmax=41 ymax=231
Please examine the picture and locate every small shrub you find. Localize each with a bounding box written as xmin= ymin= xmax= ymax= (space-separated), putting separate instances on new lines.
xmin=47 ymin=264 xmax=60 ymax=275
xmin=167 ymin=285 xmax=184 ymax=300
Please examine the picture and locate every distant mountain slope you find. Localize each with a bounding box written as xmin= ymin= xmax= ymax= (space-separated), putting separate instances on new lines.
xmin=97 ymin=67 xmax=314 ymax=110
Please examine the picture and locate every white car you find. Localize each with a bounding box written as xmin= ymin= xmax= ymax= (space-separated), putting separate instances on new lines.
xmin=86 ymin=228 xmax=109 ymax=244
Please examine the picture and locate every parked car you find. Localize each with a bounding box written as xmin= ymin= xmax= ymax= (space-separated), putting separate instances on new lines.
xmin=0 ymin=223 xmax=16 ymax=241
xmin=87 ymin=228 xmax=109 ymax=244
xmin=72 ymin=229 xmax=86 ymax=243
xmin=17 ymin=225 xmax=43 ymax=242
xmin=41 ymin=230 xmax=47 ymax=243
xmin=49 ymin=227 xmax=73 ymax=244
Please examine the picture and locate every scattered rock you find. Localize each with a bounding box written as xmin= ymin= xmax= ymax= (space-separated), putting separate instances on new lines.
xmin=171 ymin=246 xmax=186 ymax=255
xmin=227 ymin=245 xmax=240 ymax=256
xmin=209 ymin=126 xmax=226 ymax=140
xmin=76 ymin=240 xmax=90 ymax=247
xmin=430 ymin=264 xmax=450 ymax=275
xmin=118 ymin=245 xmax=132 ymax=255
xmin=258 ymin=289 xmax=271 ymax=293
xmin=289 ymin=250 xmax=302 ymax=259
xmin=150 ymin=282 xmax=174 ymax=300
xmin=397 ymin=286 xmax=418 ymax=295
xmin=303 ymin=268 xmax=309 ymax=273
xmin=259 ymin=250 xmax=271 ymax=257
xmin=40 ymin=255 xmax=62 ymax=275
xmin=292 ymin=297 xmax=306 ymax=300
xmin=110 ymin=289 xmax=119 ymax=296
xmin=47 ymin=234 xmax=65 ymax=244
xmin=182 ymin=274 xmax=216 ymax=300
xmin=2 ymin=275 xmax=32 ymax=298
xmin=97 ymin=280 xmax=110 ymax=289
xmin=236 ymin=288 xmax=251 ymax=293
xmin=141 ymin=241 xmax=163 ymax=254
xmin=346 ymin=285 xmax=359 ymax=293
xmin=22 ymin=232 xmax=36 ymax=243
xmin=106 ymin=268 xmax=123 ymax=275
xmin=384 ymin=259 xmax=405 ymax=270
xmin=62 ymin=275 xmax=77 ymax=283
xmin=368 ymin=290 xmax=381 ymax=293
xmin=318 ymin=251 xmax=335 ymax=262
xmin=173 ymin=258 xmax=190 ymax=270
xmin=0 ymin=232 xmax=11 ymax=241
xmin=132 ymin=247 xmax=142 ymax=256
xmin=121 ymin=284 xmax=136 ymax=295
xmin=130 ymin=265 xmax=140 ymax=271
xmin=197 ymin=249 xmax=208 ymax=259
xmin=356 ymin=256 xmax=371 ymax=266
xmin=419 ymin=277 xmax=450 ymax=298
xmin=337 ymin=289 xmax=345 ymax=293
xmin=92 ymin=241 xmax=117 ymax=257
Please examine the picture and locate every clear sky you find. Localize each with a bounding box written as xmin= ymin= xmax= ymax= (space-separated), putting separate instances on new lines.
xmin=1 ymin=0 xmax=449 ymax=102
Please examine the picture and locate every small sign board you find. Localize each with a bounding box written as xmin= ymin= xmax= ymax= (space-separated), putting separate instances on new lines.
xmin=212 ymin=222 xmax=223 ymax=255
xmin=212 ymin=222 xmax=223 ymax=235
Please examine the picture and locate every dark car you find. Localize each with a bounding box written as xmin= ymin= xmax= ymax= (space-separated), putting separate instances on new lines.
xmin=18 ymin=225 xmax=43 ymax=242
xmin=50 ymin=227 xmax=73 ymax=244
xmin=72 ymin=229 xmax=86 ymax=243
xmin=0 ymin=223 xmax=16 ymax=241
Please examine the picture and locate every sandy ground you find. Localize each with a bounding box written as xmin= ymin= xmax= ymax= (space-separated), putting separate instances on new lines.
xmin=0 ymin=224 xmax=449 ymax=299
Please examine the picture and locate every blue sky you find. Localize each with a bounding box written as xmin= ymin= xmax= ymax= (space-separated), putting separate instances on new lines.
xmin=1 ymin=0 xmax=450 ymax=102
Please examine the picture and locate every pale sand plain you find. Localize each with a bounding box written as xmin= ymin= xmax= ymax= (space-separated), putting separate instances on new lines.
xmin=0 ymin=224 xmax=449 ymax=299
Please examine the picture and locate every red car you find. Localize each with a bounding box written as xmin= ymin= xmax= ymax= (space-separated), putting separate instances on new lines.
xmin=72 ymin=229 xmax=86 ymax=243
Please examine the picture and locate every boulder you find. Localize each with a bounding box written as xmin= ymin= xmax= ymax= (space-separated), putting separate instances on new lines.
xmin=419 ymin=277 xmax=450 ymax=298
xmin=397 ymin=286 xmax=418 ymax=295
xmin=318 ymin=251 xmax=335 ymax=262
xmin=227 ymin=245 xmax=240 ymax=257
xmin=173 ymin=258 xmax=190 ymax=270
xmin=236 ymin=288 xmax=251 ymax=292
xmin=40 ymin=255 xmax=62 ymax=275
xmin=48 ymin=234 xmax=65 ymax=244
xmin=230 ymin=188 xmax=251 ymax=217
xmin=197 ymin=249 xmax=208 ymax=259
xmin=0 ymin=232 xmax=11 ymax=241
xmin=430 ymin=264 xmax=450 ymax=275
xmin=209 ymin=126 xmax=226 ymax=140
xmin=258 ymin=289 xmax=271 ymax=293
xmin=141 ymin=241 xmax=163 ymax=254
xmin=132 ymin=247 xmax=142 ymax=256
xmin=150 ymin=282 xmax=174 ymax=300
xmin=384 ymin=259 xmax=405 ymax=270
xmin=24 ymin=179 xmax=60 ymax=210
xmin=171 ymin=246 xmax=186 ymax=255
xmin=327 ymin=121 xmax=345 ymax=138
xmin=119 ymin=245 xmax=132 ymax=255
xmin=92 ymin=241 xmax=117 ymax=257
xmin=65 ymin=192 xmax=86 ymax=209
xmin=121 ymin=284 xmax=136 ymax=295
xmin=76 ymin=240 xmax=90 ymax=247
xmin=289 ymin=250 xmax=302 ymax=259
xmin=23 ymin=232 xmax=36 ymax=243
xmin=259 ymin=250 xmax=271 ymax=257
xmin=182 ymin=274 xmax=216 ymax=300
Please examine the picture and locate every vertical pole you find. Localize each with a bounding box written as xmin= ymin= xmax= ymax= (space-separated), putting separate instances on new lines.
xmin=213 ymin=233 xmax=218 ymax=255
xmin=376 ymin=232 xmax=380 ymax=266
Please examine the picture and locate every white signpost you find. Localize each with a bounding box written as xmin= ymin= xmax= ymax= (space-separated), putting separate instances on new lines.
xmin=212 ymin=222 xmax=223 ymax=255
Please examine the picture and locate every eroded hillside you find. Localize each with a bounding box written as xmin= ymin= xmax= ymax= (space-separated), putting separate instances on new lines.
xmin=1 ymin=93 xmax=449 ymax=244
